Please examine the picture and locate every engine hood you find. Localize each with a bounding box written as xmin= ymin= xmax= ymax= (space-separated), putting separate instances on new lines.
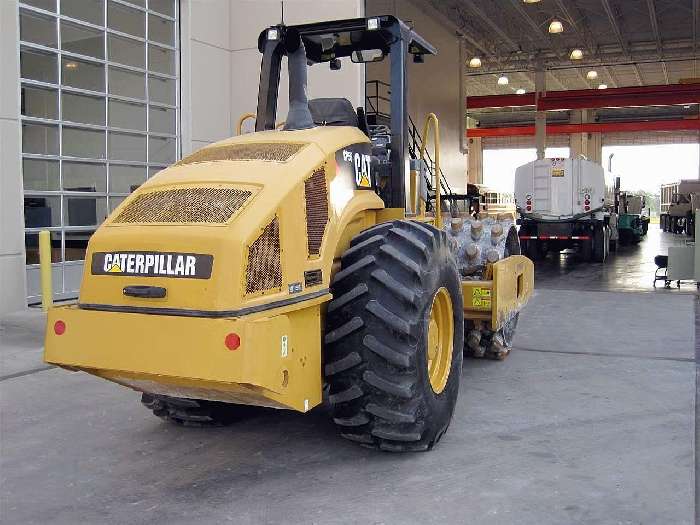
xmin=77 ymin=126 xmax=384 ymax=315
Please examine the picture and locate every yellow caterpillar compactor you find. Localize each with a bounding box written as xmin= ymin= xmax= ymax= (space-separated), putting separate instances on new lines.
xmin=44 ymin=16 xmax=533 ymax=451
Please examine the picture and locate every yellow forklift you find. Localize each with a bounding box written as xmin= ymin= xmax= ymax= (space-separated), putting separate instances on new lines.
xmin=44 ymin=16 xmax=533 ymax=451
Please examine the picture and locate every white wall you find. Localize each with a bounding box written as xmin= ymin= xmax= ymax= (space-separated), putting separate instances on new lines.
xmin=0 ymin=0 xmax=27 ymax=316
xmin=182 ymin=0 xmax=365 ymax=152
xmin=366 ymin=0 xmax=467 ymax=192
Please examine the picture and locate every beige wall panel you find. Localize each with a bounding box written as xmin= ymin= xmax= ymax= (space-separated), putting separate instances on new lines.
xmin=0 ymin=1 xmax=19 ymax=121
xmin=282 ymin=0 xmax=362 ymax=24
xmin=191 ymin=139 xmax=213 ymax=151
xmin=366 ymin=0 xmax=467 ymax=192
xmin=229 ymin=0 xmax=282 ymax=52
xmin=0 ymin=256 xmax=27 ymax=316
xmin=0 ymin=118 xmax=23 ymax=255
xmin=0 ymin=0 xmax=26 ymax=314
xmin=230 ymin=48 xmax=264 ymax=125
xmin=190 ymin=40 xmax=232 ymax=143
xmin=191 ymin=0 xmax=231 ymax=49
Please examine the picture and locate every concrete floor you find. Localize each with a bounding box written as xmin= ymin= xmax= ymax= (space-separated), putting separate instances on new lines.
xmin=1 ymin=227 xmax=697 ymax=524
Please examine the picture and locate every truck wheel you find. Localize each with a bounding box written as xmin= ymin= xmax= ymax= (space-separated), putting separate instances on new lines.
xmin=580 ymin=235 xmax=592 ymax=261
xmin=325 ymin=220 xmax=464 ymax=452
xmin=593 ymin=225 xmax=607 ymax=263
xmin=526 ymin=239 xmax=545 ymax=261
xmin=141 ymin=393 xmax=252 ymax=427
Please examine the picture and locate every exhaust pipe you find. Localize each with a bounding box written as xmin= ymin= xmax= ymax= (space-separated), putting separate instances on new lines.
xmin=283 ymin=28 xmax=314 ymax=131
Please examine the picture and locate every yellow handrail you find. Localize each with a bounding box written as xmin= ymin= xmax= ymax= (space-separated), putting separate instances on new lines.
xmin=39 ymin=230 xmax=53 ymax=311
xmin=419 ymin=113 xmax=441 ymax=229
xmin=236 ymin=113 xmax=256 ymax=135
xmin=236 ymin=113 xmax=285 ymax=134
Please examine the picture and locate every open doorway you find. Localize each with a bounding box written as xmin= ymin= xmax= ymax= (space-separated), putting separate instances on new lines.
xmin=483 ymin=147 xmax=571 ymax=195
xmin=603 ymin=143 xmax=699 ymax=220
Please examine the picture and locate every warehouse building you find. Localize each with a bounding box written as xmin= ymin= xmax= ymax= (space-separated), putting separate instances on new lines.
xmin=1 ymin=0 xmax=698 ymax=313
xmin=0 ymin=1 xmax=699 ymax=523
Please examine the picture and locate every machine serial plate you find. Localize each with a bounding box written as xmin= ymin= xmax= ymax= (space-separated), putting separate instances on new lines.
xmin=91 ymin=251 xmax=213 ymax=279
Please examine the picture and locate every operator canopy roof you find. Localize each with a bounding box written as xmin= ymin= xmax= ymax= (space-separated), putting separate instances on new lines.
xmin=257 ymin=16 xmax=437 ymax=63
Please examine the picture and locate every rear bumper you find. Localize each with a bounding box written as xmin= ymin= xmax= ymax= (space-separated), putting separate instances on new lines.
xmin=519 ymin=219 xmax=599 ymax=242
xmin=44 ymin=295 xmax=328 ymax=412
xmin=462 ymin=255 xmax=534 ymax=331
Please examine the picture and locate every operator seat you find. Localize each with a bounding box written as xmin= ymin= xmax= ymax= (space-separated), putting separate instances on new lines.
xmin=308 ymin=97 xmax=371 ymax=137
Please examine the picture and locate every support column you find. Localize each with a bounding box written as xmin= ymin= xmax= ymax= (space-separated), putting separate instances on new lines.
xmin=588 ymin=132 xmax=602 ymax=165
xmin=467 ymin=136 xmax=483 ymax=184
xmin=534 ymin=67 xmax=546 ymax=160
xmin=569 ymin=110 xmax=602 ymax=164
xmin=0 ymin=0 xmax=27 ymax=315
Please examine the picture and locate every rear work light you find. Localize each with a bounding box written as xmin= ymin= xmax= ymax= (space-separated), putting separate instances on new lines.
xmin=54 ymin=320 xmax=66 ymax=335
xmin=225 ymin=333 xmax=241 ymax=351
xmin=367 ymin=17 xmax=380 ymax=30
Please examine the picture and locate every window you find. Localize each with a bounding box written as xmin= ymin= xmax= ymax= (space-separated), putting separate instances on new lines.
xmin=19 ymin=0 xmax=179 ymax=302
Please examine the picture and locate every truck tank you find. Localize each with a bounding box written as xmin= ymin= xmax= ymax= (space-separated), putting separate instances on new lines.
xmin=515 ymin=158 xmax=616 ymax=263
xmin=514 ymin=158 xmax=613 ymax=220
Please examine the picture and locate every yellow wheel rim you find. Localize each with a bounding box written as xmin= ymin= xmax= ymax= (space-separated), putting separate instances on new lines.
xmin=426 ymin=287 xmax=454 ymax=394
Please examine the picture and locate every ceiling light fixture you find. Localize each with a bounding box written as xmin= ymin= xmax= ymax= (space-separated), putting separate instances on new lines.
xmin=586 ymin=70 xmax=598 ymax=80
xmin=523 ymin=0 xmax=541 ymax=3
xmin=469 ymin=57 xmax=482 ymax=68
xmin=598 ymin=83 xmax=608 ymax=89
xmin=569 ymin=48 xmax=583 ymax=60
xmin=548 ymin=19 xmax=564 ymax=33
xmin=65 ymin=61 xmax=78 ymax=70
xmin=516 ymin=88 xmax=526 ymax=94
xmin=497 ymin=74 xmax=509 ymax=86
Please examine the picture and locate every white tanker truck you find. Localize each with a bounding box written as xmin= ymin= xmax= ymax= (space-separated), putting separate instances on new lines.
xmin=514 ymin=157 xmax=617 ymax=262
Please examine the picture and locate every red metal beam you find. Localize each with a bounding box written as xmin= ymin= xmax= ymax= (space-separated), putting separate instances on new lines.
xmin=466 ymin=118 xmax=700 ymax=138
xmin=466 ymin=93 xmax=536 ymax=109
xmin=466 ymin=83 xmax=700 ymax=111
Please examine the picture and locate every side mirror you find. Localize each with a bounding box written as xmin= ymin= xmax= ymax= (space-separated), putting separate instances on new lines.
xmin=351 ymin=49 xmax=385 ymax=63
xmin=330 ymin=58 xmax=341 ymax=70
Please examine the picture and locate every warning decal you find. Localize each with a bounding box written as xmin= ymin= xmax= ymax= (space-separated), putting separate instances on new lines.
xmin=471 ymin=287 xmax=492 ymax=308
xmin=551 ymin=158 xmax=565 ymax=178
xmin=335 ymin=143 xmax=373 ymax=190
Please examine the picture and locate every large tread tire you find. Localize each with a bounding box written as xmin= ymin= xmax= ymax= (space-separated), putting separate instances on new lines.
xmin=504 ymin=225 xmax=521 ymax=257
xmin=141 ymin=393 xmax=252 ymax=427
xmin=325 ymin=220 xmax=464 ymax=452
xmin=593 ymin=224 xmax=607 ymax=263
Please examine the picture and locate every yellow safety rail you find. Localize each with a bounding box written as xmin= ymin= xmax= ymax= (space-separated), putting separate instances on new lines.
xmin=39 ymin=230 xmax=53 ymax=311
xmin=419 ymin=113 xmax=441 ymax=229
xmin=236 ymin=113 xmax=256 ymax=135
xmin=236 ymin=113 xmax=285 ymax=135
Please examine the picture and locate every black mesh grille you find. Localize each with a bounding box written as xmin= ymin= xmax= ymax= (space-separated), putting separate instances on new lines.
xmin=304 ymin=168 xmax=329 ymax=256
xmin=112 ymin=187 xmax=252 ymax=224
xmin=245 ymin=218 xmax=282 ymax=294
